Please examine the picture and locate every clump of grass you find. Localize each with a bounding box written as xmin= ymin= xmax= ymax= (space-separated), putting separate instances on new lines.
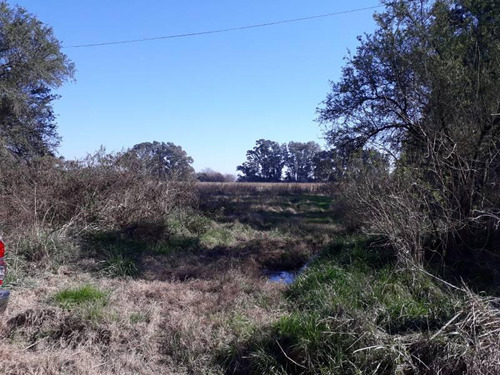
xmin=129 ymin=311 xmax=149 ymax=324
xmin=167 ymin=211 xmax=213 ymax=237
xmin=10 ymin=228 xmax=79 ymax=272
xmin=200 ymin=228 xmax=234 ymax=247
xmin=53 ymin=284 xmax=107 ymax=309
xmin=52 ymin=284 xmax=109 ymax=323
xmin=100 ymin=245 xmax=139 ymax=278
xmin=102 ymin=251 xmax=138 ymax=277
xmin=2 ymin=252 xmax=32 ymax=288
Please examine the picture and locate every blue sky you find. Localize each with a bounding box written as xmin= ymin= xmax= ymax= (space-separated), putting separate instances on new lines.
xmin=15 ymin=1 xmax=379 ymax=174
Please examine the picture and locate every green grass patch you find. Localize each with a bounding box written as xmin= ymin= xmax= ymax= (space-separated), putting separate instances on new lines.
xmin=222 ymin=236 xmax=464 ymax=374
xmin=53 ymin=284 xmax=107 ymax=309
xmin=101 ymin=244 xmax=139 ymax=277
xmin=129 ymin=312 xmax=150 ymax=324
xmin=200 ymin=228 xmax=234 ymax=247
xmin=52 ymin=284 xmax=109 ymax=323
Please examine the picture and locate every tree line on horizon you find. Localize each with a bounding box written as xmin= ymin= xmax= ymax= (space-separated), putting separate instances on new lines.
xmin=236 ymin=138 xmax=389 ymax=183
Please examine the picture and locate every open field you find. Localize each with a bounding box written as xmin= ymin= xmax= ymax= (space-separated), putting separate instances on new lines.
xmin=0 ymin=184 xmax=339 ymax=374
xmin=2 ymin=184 xmax=499 ymax=374
xmin=1 ymin=1 xmax=499 ymax=373
xmin=196 ymin=182 xmax=330 ymax=196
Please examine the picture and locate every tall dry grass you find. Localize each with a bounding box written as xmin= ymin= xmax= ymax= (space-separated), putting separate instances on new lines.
xmin=197 ymin=182 xmax=330 ymax=196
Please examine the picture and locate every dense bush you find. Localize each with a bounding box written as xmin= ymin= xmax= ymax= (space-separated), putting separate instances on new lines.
xmin=0 ymin=149 xmax=196 ymax=267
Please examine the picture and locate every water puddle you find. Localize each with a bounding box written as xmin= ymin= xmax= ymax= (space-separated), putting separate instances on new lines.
xmin=265 ymin=270 xmax=297 ymax=284
xmin=265 ymin=255 xmax=317 ymax=284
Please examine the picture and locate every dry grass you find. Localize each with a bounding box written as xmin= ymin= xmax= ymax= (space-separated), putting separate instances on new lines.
xmin=0 ymin=172 xmax=336 ymax=374
xmin=197 ymin=182 xmax=329 ymax=196
xmin=7 ymin=163 xmax=498 ymax=374
xmin=0 ymin=268 xmax=286 ymax=375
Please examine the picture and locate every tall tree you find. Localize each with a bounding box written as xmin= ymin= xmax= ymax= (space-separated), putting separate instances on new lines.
xmin=284 ymin=141 xmax=321 ymax=182
xmin=312 ymin=149 xmax=347 ymax=182
xmin=317 ymin=0 xmax=500 ymax=261
xmin=237 ymin=139 xmax=286 ymax=182
xmin=124 ymin=141 xmax=194 ymax=180
xmin=0 ymin=2 xmax=74 ymax=158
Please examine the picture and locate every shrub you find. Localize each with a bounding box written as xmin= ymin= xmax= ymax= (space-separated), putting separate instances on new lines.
xmin=0 ymin=150 xmax=196 ymax=265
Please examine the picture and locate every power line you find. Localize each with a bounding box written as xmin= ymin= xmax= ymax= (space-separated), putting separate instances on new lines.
xmin=63 ymin=5 xmax=383 ymax=49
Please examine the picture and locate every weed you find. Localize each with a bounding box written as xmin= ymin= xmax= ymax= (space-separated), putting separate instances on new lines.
xmin=12 ymin=229 xmax=79 ymax=271
xmin=2 ymin=252 xmax=31 ymax=288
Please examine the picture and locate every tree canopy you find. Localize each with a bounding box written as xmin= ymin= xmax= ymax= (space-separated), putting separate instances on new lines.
xmin=285 ymin=141 xmax=321 ymax=182
xmin=124 ymin=141 xmax=195 ymax=180
xmin=318 ymin=0 xmax=499 ymax=159
xmin=237 ymin=139 xmax=352 ymax=182
xmin=0 ymin=1 xmax=74 ymax=158
xmin=318 ymin=0 xmax=500 ymax=262
xmin=237 ymin=139 xmax=286 ymax=182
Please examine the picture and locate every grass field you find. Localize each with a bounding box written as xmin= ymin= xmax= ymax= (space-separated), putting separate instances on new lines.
xmin=197 ymin=182 xmax=330 ymax=195
xmin=1 ymin=184 xmax=498 ymax=374
xmin=0 ymin=184 xmax=338 ymax=374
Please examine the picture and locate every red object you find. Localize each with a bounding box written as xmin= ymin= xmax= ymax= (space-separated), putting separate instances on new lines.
xmin=0 ymin=240 xmax=4 ymax=258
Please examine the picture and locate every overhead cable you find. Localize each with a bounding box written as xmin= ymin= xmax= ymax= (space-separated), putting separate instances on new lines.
xmin=63 ymin=5 xmax=382 ymax=49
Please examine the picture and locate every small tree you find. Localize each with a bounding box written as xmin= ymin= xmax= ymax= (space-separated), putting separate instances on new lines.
xmin=0 ymin=2 xmax=74 ymax=158
xmin=312 ymin=150 xmax=345 ymax=182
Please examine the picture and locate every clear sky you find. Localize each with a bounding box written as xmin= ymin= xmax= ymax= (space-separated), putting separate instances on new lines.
xmin=14 ymin=1 xmax=380 ymax=174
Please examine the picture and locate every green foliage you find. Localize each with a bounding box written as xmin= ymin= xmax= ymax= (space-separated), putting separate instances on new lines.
xmin=237 ymin=139 xmax=287 ymax=182
xmin=200 ymin=228 xmax=234 ymax=247
xmin=311 ymin=150 xmax=341 ymax=182
xmin=101 ymin=247 xmax=138 ymax=278
xmin=122 ymin=141 xmax=195 ymax=180
xmin=284 ymin=141 xmax=321 ymax=182
xmin=129 ymin=312 xmax=149 ymax=324
xmin=225 ymin=236 xmax=464 ymax=374
xmin=53 ymin=285 xmax=107 ymax=309
xmin=0 ymin=1 xmax=74 ymax=158
xmin=318 ymin=0 xmax=500 ymax=153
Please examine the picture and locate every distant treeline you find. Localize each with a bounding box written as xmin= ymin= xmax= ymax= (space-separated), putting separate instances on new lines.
xmin=236 ymin=139 xmax=388 ymax=183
